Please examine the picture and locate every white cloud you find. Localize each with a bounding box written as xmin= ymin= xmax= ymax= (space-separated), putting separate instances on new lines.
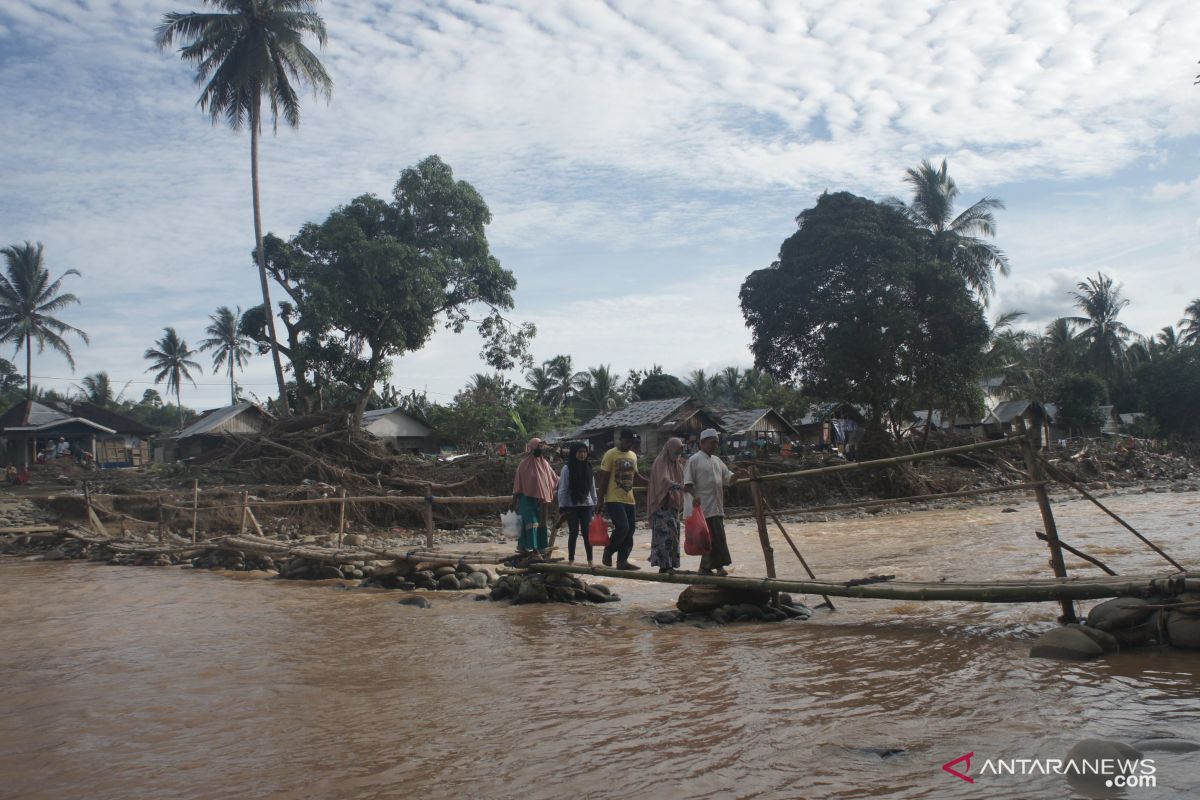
xmin=1 ymin=0 xmax=1199 ymax=409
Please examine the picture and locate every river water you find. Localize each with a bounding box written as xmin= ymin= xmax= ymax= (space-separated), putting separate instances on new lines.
xmin=2 ymin=491 xmax=1198 ymax=799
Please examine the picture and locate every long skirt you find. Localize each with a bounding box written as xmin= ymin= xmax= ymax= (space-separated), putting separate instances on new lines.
xmin=648 ymin=508 xmax=681 ymax=569
xmin=700 ymin=515 xmax=732 ymax=570
xmin=516 ymin=494 xmax=548 ymax=552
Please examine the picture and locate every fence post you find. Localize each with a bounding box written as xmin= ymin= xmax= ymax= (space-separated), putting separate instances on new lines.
xmin=423 ymin=483 xmax=435 ymax=550
xmin=156 ymin=497 xmax=164 ymax=543
xmin=1014 ymin=417 xmax=1077 ymax=622
xmin=239 ymin=491 xmax=249 ymax=537
xmin=337 ymin=487 xmax=347 ymax=548
xmin=191 ymin=479 xmax=199 ymax=544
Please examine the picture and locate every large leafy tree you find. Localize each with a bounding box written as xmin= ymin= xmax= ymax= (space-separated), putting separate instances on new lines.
xmin=740 ymin=192 xmax=989 ymax=452
xmin=894 ymin=159 xmax=1010 ymax=303
xmin=199 ymin=305 xmax=254 ymax=403
xmin=1067 ymin=272 xmax=1134 ymax=399
xmin=0 ymin=241 xmax=89 ymax=403
xmin=144 ymin=327 xmax=202 ymax=430
xmin=156 ymin=0 xmax=333 ymax=415
xmin=252 ymin=156 xmax=534 ymax=422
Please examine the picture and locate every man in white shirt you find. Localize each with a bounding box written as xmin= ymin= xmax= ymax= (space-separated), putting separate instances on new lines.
xmin=683 ymin=428 xmax=736 ymax=575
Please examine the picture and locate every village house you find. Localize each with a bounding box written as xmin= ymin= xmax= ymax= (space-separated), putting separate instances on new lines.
xmin=161 ymin=402 xmax=273 ymax=462
xmin=0 ymin=399 xmax=156 ymax=468
xmin=980 ymin=399 xmax=1057 ymax=444
xmin=795 ymin=403 xmax=867 ymax=449
xmin=361 ymin=406 xmax=435 ymax=453
xmin=573 ymin=397 xmax=724 ymax=454
xmin=710 ymin=408 xmax=799 ymax=456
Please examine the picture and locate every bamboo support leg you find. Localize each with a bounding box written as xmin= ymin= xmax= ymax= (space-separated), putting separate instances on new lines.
xmin=1015 ymin=418 xmax=1076 ymax=622
xmin=1036 ymin=531 xmax=1118 ymax=576
xmin=748 ymin=469 xmax=778 ymax=604
xmin=761 ymin=497 xmax=834 ymax=610
xmin=239 ymin=491 xmax=249 ymax=537
xmin=1038 ymin=455 xmax=1185 ymax=571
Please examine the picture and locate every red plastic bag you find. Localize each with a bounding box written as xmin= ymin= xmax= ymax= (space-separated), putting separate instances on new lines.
xmin=683 ymin=507 xmax=711 ymax=556
xmin=587 ymin=514 xmax=610 ymax=547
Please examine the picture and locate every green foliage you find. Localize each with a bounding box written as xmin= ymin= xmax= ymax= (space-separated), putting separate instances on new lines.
xmin=199 ymin=306 xmax=253 ymax=404
xmin=1053 ymin=372 xmax=1106 ymax=435
xmin=1136 ymin=348 xmax=1200 ymax=441
xmin=258 ymin=156 xmax=534 ymax=419
xmin=634 ymin=371 xmax=688 ymax=400
xmin=1067 ymin=273 xmax=1134 ymax=396
xmin=573 ymin=365 xmax=625 ymax=421
xmin=740 ymin=192 xmax=989 ymax=433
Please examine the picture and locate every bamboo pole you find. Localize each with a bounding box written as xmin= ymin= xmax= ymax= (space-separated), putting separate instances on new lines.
xmin=1015 ymin=417 xmax=1076 ymax=622
xmin=82 ymin=480 xmax=110 ymax=538
xmin=337 ymin=487 xmax=347 ymax=548
xmin=161 ymin=494 xmax=514 ymax=513
xmin=526 ymin=562 xmax=1198 ymax=603
xmin=748 ymin=435 xmax=1026 ymax=485
xmin=245 ymin=506 xmax=266 ymax=538
xmin=191 ymin=480 xmax=199 ymax=544
xmin=423 ymin=484 xmax=435 ymax=550
xmin=1037 ymin=455 xmax=1185 ymax=571
xmin=724 ymin=481 xmax=1046 ymax=520
xmin=238 ymin=491 xmax=249 ymax=537
xmin=1036 ymin=532 xmax=1117 ymax=576
xmin=748 ymin=468 xmax=778 ymax=597
xmin=760 ymin=497 xmax=834 ymax=610
xmin=156 ymin=497 xmax=164 ymax=543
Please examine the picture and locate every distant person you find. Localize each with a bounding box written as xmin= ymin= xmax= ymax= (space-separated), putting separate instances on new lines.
xmin=683 ymin=428 xmax=738 ymax=576
xmin=497 ymin=442 xmax=508 ymax=459
xmin=596 ymin=428 xmax=647 ymax=570
xmin=56 ymin=437 xmax=70 ymax=458
xmin=557 ymin=442 xmax=598 ymax=566
xmin=646 ymin=437 xmax=685 ymax=573
xmin=511 ymin=437 xmax=558 ymax=557
xmin=5 ymin=465 xmax=18 ymax=485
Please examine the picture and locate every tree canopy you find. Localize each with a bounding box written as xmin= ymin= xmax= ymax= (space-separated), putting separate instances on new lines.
xmin=740 ymin=191 xmax=989 ymax=443
xmin=252 ymin=155 xmax=535 ymax=420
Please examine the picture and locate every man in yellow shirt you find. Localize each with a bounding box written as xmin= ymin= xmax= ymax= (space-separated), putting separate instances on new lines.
xmin=595 ymin=428 xmax=648 ymax=570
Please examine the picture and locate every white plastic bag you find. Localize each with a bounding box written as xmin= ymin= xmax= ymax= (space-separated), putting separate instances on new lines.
xmin=500 ymin=510 xmax=520 ymax=539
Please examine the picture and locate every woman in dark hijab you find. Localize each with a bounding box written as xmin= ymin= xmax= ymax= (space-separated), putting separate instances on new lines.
xmin=556 ymin=442 xmax=598 ymax=565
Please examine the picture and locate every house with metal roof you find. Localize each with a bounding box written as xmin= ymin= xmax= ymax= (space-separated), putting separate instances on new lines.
xmin=794 ymin=403 xmax=867 ymax=448
xmin=572 ymin=397 xmax=723 ymax=454
xmin=163 ymin=402 xmax=273 ymax=461
xmin=709 ymin=408 xmax=798 ymax=455
xmin=361 ymin=407 xmax=434 ymax=452
xmin=981 ymin=399 xmax=1056 ymax=443
xmin=0 ymin=400 xmax=157 ymax=467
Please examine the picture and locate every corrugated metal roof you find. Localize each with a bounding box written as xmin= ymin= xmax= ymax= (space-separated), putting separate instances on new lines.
xmin=175 ymin=402 xmax=271 ymax=439
xmin=716 ymin=408 xmax=798 ymax=436
xmin=574 ymin=398 xmax=691 ymax=435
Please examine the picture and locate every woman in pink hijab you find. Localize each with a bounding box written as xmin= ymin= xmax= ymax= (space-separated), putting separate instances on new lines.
xmin=646 ymin=437 xmax=686 ymax=573
xmin=511 ymin=437 xmax=559 ymax=555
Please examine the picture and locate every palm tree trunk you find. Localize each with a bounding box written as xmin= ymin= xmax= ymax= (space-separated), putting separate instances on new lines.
xmin=177 ymin=386 xmax=183 ymax=431
xmin=25 ymin=332 xmax=32 ymax=404
xmin=250 ymin=97 xmax=291 ymax=416
xmin=229 ymin=358 xmax=236 ymax=405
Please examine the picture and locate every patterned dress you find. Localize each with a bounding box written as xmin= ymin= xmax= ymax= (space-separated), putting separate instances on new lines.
xmin=648 ymin=507 xmax=681 ymax=569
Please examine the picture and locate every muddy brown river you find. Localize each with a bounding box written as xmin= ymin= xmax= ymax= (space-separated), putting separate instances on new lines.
xmin=2 ymin=491 xmax=1199 ymax=799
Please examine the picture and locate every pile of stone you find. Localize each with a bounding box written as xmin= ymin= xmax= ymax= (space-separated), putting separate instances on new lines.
xmin=1030 ymin=593 xmax=1200 ymax=660
xmin=276 ymin=556 xmax=387 ymax=581
xmin=189 ymin=549 xmax=277 ymax=573
xmin=106 ymin=551 xmax=179 ymax=567
xmin=3 ymin=532 xmax=91 ymax=562
xmin=488 ymin=571 xmax=620 ymax=604
xmin=651 ymin=585 xmax=813 ymax=626
xmin=361 ymin=558 xmax=496 ymax=591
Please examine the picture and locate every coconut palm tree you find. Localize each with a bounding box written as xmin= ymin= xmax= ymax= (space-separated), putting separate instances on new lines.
xmin=574 ymin=365 xmax=624 ymax=420
xmin=156 ymin=1 xmax=333 ymax=416
xmin=1154 ymin=325 xmax=1180 ymax=356
xmin=79 ymin=372 xmax=116 ymax=407
xmin=144 ymin=327 xmax=202 ymax=430
xmin=1179 ymin=298 xmax=1200 ymax=347
xmin=896 ymin=159 xmax=1010 ymax=303
xmin=684 ymin=368 xmax=718 ymax=405
xmin=545 ymin=354 xmax=581 ymax=408
xmin=0 ymin=241 xmax=89 ymax=403
xmin=524 ymin=364 xmax=555 ymax=404
xmin=1068 ymin=273 xmax=1134 ymax=400
xmin=199 ymin=305 xmax=254 ymax=403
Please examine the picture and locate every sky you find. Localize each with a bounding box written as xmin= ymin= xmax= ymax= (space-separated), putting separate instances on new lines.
xmin=1 ymin=0 xmax=1198 ymax=411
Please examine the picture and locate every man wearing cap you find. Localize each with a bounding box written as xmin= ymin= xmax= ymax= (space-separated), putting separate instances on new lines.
xmin=683 ymin=428 xmax=736 ymax=575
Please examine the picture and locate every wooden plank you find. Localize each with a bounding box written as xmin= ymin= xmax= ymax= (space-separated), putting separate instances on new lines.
xmin=0 ymin=525 xmax=59 ymax=534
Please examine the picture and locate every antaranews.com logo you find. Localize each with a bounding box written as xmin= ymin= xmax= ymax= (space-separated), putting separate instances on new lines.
xmin=942 ymin=750 xmax=1157 ymax=791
